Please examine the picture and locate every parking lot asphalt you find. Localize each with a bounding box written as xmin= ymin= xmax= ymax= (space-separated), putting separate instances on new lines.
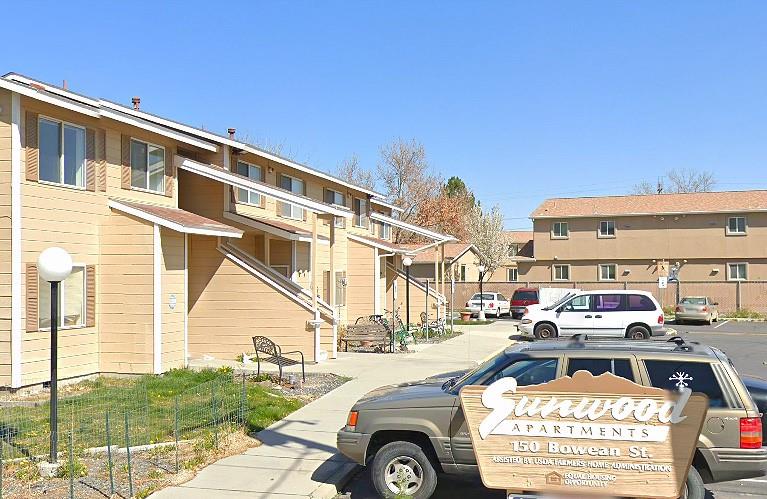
xmin=341 ymin=318 xmax=767 ymax=498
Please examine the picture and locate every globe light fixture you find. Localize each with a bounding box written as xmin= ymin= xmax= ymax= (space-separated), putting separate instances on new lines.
xmin=37 ymin=246 xmax=72 ymax=465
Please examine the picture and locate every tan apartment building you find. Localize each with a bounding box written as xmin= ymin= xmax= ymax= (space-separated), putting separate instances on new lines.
xmin=0 ymin=73 xmax=452 ymax=389
xmin=516 ymin=191 xmax=767 ymax=283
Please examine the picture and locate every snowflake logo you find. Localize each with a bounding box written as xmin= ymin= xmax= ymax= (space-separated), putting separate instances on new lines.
xmin=669 ymin=371 xmax=693 ymax=390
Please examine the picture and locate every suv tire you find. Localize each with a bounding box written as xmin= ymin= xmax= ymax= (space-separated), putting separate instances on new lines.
xmin=534 ymin=323 xmax=557 ymax=339
xmin=681 ymin=466 xmax=705 ymax=499
xmin=371 ymin=441 xmax=438 ymax=499
xmin=626 ymin=325 xmax=650 ymax=340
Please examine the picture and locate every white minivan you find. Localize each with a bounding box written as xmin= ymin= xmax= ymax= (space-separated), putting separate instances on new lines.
xmin=518 ymin=290 xmax=666 ymax=339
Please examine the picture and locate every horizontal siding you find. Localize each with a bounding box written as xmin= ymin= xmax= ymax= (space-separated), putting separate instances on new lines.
xmin=0 ymin=89 xmax=12 ymax=386
xmin=187 ymin=235 xmax=321 ymax=362
xmin=161 ymin=229 xmax=185 ymax=371
xmin=346 ymin=240 xmax=375 ymax=321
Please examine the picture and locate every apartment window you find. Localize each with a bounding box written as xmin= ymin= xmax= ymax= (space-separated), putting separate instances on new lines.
xmin=280 ymin=175 xmax=305 ymax=220
xmin=508 ymin=243 xmax=519 ymax=257
xmin=39 ymin=117 xmax=86 ymax=188
xmin=39 ymin=266 xmax=85 ymax=329
xmin=553 ymin=264 xmax=570 ymax=281
xmin=728 ymin=263 xmax=747 ymax=281
xmin=236 ymin=161 xmax=262 ymax=205
xmin=271 ymin=265 xmax=290 ymax=278
xmin=599 ymin=263 xmax=617 ymax=281
xmin=460 ymin=264 xmax=466 ymax=282
xmin=353 ymin=198 xmax=368 ymax=228
xmin=381 ymin=222 xmax=391 ymax=240
xmin=507 ymin=268 xmax=518 ymax=282
xmin=599 ymin=220 xmax=615 ymax=237
xmin=552 ymin=221 xmax=569 ymax=238
xmin=727 ymin=216 xmax=746 ymax=235
xmin=130 ymin=139 xmax=165 ymax=193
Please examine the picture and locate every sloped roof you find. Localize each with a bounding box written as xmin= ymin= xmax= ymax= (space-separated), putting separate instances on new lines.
xmin=531 ymin=190 xmax=767 ymax=218
xmin=108 ymin=199 xmax=242 ymax=237
xmin=399 ymin=242 xmax=477 ymax=263
xmin=505 ymin=231 xmax=533 ymax=243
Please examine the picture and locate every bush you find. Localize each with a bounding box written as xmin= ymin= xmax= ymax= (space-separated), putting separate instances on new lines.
xmin=722 ymin=308 xmax=764 ymax=319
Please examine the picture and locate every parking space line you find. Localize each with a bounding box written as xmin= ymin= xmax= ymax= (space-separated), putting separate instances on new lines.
xmin=713 ymin=320 xmax=730 ymax=329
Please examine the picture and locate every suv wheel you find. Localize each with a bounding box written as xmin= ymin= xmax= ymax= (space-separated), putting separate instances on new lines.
xmin=680 ymin=466 xmax=705 ymax=499
xmin=627 ymin=325 xmax=650 ymax=340
xmin=534 ymin=323 xmax=556 ymax=339
xmin=371 ymin=441 xmax=438 ymax=499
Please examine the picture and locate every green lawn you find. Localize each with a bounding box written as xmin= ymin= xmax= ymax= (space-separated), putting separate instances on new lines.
xmin=0 ymin=368 xmax=302 ymax=460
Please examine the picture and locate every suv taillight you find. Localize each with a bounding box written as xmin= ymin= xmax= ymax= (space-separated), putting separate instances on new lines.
xmin=740 ymin=417 xmax=762 ymax=449
xmin=658 ymin=315 xmax=664 ymax=324
xmin=465 ymin=302 xmax=470 ymax=307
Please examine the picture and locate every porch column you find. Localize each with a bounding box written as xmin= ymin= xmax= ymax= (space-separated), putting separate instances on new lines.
xmin=434 ymin=246 xmax=439 ymax=321
xmin=330 ymin=219 xmax=337 ymax=358
xmin=311 ymin=212 xmax=320 ymax=362
xmin=440 ymin=243 xmax=446 ymax=318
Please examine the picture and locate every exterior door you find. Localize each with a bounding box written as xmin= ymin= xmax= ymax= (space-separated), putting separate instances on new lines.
xmin=591 ymin=293 xmax=626 ymax=336
xmin=449 ymin=357 xmax=561 ymax=465
xmin=557 ymin=294 xmax=593 ymax=335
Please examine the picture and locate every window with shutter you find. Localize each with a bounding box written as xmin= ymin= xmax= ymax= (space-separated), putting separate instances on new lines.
xmin=86 ymin=128 xmax=96 ymax=191
xmin=97 ymin=129 xmax=107 ymax=191
xmin=121 ymin=134 xmax=131 ymax=189
xmin=25 ymin=264 xmax=39 ymax=332
xmin=25 ymin=111 xmax=39 ymax=181
xmin=335 ymin=271 xmax=347 ymax=306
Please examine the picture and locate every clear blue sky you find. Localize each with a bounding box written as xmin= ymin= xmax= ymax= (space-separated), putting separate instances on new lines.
xmin=5 ymin=1 xmax=767 ymax=229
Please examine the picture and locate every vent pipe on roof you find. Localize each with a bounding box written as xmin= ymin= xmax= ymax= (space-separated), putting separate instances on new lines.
xmin=228 ymin=128 xmax=236 ymax=139
xmin=132 ymin=96 xmax=141 ymax=110
xmin=62 ymin=80 xmax=68 ymax=90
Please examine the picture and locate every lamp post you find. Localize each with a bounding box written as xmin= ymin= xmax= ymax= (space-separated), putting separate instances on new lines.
xmin=403 ymin=257 xmax=413 ymax=328
xmin=477 ymin=264 xmax=486 ymax=320
xmin=38 ymin=247 xmax=73 ymax=464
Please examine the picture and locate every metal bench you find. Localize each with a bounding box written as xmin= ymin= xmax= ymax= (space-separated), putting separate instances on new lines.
xmin=341 ymin=323 xmax=392 ymax=352
xmin=251 ymin=336 xmax=305 ymax=382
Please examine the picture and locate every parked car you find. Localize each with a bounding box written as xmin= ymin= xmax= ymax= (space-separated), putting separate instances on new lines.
xmin=676 ymin=296 xmax=719 ymax=325
xmin=337 ymin=338 xmax=766 ymax=499
xmin=743 ymin=375 xmax=767 ymax=443
xmin=509 ymin=287 xmax=538 ymax=318
xmin=464 ymin=292 xmax=510 ymax=318
xmin=518 ymin=289 xmax=665 ymax=339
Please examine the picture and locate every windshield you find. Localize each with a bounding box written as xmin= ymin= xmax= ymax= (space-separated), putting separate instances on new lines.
xmin=543 ymin=292 xmax=576 ymax=310
xmin=512 ymin=290 xmax=537 ymax=301
xmin=449 ymin=353 xmax=510 ymax=391
xmin=681 ymin=297 xmax=706 ymax=305
xmin=470 ymin=293 xmax=494 ymax=301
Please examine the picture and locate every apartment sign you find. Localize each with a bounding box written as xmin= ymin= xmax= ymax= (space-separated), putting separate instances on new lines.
xmin=459 ymin=371 xmax=707 ymax=498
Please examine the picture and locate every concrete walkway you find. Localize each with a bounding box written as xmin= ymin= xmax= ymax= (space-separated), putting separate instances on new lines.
xmin=152 ymin=322 xmax=514 ymax=498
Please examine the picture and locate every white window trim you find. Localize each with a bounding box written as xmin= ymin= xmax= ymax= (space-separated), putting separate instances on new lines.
xmin=727 ymin=262 xmax=748 ymax=281
xmin=381 ymin=222 xmax=391 ymax=240
xmin=130 ymin=137 xmax=166 ymax=194
xmin=38 ymin=263 xmax=87 ymax=331
xmin=353 ymin=197 xmax=369 ymax=228
xmin=460 ymin=264 xmax=466 ymax=282
xmin=551 ymin=221 xmax=569 ymax=239
xmin=553 ymin=264 xmax=571 ymax=281
xmin=598 ymin=263 xmax=617 ymax=281
xmin=279 ymin=173 xmax=305 ymax=221
xmin=507 ymin=267 xmax=519 ymax=282
xmin=325 ymin=189 xmax=346 ymax=228
xmin=598 ymin=220 xmax=616 ymax=238
xmin=38 ymin=115 xmax=87 ymax=190
xmin=726 ymin=216 xmax=747 ymax=236
xmin=271 ymin=264 xmax=291 ymax=277
xmin=236 ymin=160 xmax=263 ymax=207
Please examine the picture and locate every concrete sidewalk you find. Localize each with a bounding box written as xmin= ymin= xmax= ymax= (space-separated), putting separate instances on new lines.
xmin=152 ymin=323 xmax=513 ymax=498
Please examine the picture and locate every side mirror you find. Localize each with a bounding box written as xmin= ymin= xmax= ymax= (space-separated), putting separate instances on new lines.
xmin=556 ymin=306 xmax=564 ymax=313
xmin=712 ymin=302 xmax=719 ymax=306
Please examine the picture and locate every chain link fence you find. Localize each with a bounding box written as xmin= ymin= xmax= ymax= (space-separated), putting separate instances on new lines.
xmin=0 ymin=370 xmax=273 ymax=498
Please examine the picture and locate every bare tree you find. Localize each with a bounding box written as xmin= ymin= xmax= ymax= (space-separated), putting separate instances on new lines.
xmin=466 ymin=204 xmax=509 ymax=279
xmin=335 ymin=154 xmax=376 ymax=191
xmin=377 ymin=138 xmax=441 ymax=242
xmin=632 ymin=169 xmax=716 ymax=195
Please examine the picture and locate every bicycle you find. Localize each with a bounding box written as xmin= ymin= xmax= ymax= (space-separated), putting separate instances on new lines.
xmin=382 ymin=308 xmax=418 ymax=351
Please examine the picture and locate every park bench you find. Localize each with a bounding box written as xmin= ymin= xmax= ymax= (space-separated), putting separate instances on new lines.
xmin=251 ymin=335 xmax=305 ymax=382
xmin=341 ymin=322 xmax=392 ymax=352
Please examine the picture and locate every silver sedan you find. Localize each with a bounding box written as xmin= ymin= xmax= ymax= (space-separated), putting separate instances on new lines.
xmin=675 ymin=296 xmax=719 ymax=325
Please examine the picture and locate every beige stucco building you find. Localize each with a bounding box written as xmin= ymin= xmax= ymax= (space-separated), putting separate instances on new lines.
xmin=515 ymin=191 xmax=767 ymax=284
xmin=0 ymin=73 xmax=452 ymax=389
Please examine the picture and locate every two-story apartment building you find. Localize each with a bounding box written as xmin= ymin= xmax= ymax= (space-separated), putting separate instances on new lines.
xmin=519 ymin=191 xmax=767 ymax=283
xmin=0 ymin=73 xmax=452 ymax=389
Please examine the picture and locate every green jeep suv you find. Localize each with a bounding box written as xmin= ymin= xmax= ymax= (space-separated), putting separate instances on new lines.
xmin=337 ymin=338 xmax=766 ymax=498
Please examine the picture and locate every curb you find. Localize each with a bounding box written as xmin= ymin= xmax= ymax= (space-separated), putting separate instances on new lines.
xmin=309 ymin=461 xmax=360 ymax=499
